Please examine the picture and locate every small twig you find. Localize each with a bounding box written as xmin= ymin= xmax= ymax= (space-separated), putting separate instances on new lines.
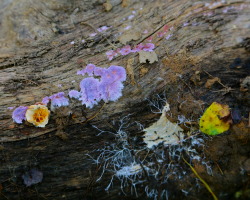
xmin=179 ymin=77 xmax=195 ymax=97
xmin=211 ymin=87 xmax=234 ymax=93
xmin=138 ymin=160 xmax=150 ymax=181
xmin=82 ymin=103 xmax=106 ymax=124
xmin=141 ymin=149 xmax=150 ymax=163
xmin=136 ymin=23 xmax=169 ymax=44
xmin=81 ymin=22 xmax=117 ymax=49
xmin=182 ymin=156 xmax=218 ymax=200
xmin=215 ymin=162 xmax=224 ymax=175
xmin=80 ymin=22 xmax=97 ymax=32
xmin=103 ymin=36 xmax=117 ymax=49
xmin=0 ymin=191 xmax=9 ymax=200
xmin=203 ymin=70 xmax=228 ymax=88
xmin=87 ymin=164 xmax=103 ymax=192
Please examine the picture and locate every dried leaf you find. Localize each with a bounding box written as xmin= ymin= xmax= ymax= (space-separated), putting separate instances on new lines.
xmin=103 ymin=2 xmax=112 ymax=12
xmin=119 ymin=31 xmax=141 ymax=45
xmin=143 ymin=103 xmax=184 ymax=148
xmin=139 ymin=67 xmax=149 ymax=77
xmin=190 ymin=71 xmax=202 ymax=86
xmin=205 ymin=77 xmax=220 ymax=88
xmin=122 ymin=0 xmax=130 ymax=7
xmin=139 ymin=51 xmax=158 ymax=64
xmin=126 ymin=58 xmax=136 ymax=85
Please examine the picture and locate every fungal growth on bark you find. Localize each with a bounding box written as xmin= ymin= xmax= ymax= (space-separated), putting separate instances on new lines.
xmin=0 ymin=0 xmax=249 ymax=199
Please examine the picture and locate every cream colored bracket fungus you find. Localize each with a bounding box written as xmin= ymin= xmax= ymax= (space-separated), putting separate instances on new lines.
xmin=25 ymin=104 xmax=50 ymax=127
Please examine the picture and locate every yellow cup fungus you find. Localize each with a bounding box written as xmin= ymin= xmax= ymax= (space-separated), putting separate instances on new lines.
xmin=25 ymin=104 xmax=50 ymax=127
xmin=199 ymin=102 xmax=231 ymax=135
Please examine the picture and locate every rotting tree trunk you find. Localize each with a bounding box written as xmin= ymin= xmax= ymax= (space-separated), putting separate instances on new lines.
xmin=0 ymin=0 xmax=249 ymax=199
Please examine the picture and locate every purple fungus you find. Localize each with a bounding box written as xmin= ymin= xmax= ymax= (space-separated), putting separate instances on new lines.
xmin=89 ymin=32 xmax=97 ymax=37
xmin=99 ymin=65 xmax=126 ymax=101
xmin=77 ymin=64 xmax=96 ymax=76
xmin=76 ymin=65 xmax=126 ymax=107
xmin=80 ymin=77 xmax=101 ymax=108
xmin=77 ymin=69 xmax=86 ymax=76
xmin=131 ymin=43 xmax=144 ymax=52
xmin=103 ymin=65 xmax=126 ymax=82
xmin=84 ymin=64 xmax=96 ymax=76
xmin=22 ymin=168 xmax=43 ymax=187
xmin=69 ymin=90 xmax=81 ymax=99
xmin=106 ymin=50 xmax=118 ymax=61
xmin=100 ymin=80 xmax=124 ymax=102
xmin=7 ymin=107 xmax=15 ymax=110
xmin=97 ymin=26 xmax=109 ymax=32
xmin=94 ymin=66 xmax=106 ymax=77
xmin=119 ymin=45 xmax=132 ymax=55
xmin=166 ymin=34 xmax=173 ymax=40
xmin=42 ymin=96 xmax=50 ymax=105
xmin=142 ymin=43 xmax=155 ymax=52
xmin=50 ymin=92 xmax=69 ymax=107
xmin=12 ymin=106 xmax=28 ymax=124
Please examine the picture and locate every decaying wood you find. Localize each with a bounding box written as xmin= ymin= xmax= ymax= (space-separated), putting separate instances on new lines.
xmin=0 ymin=0 xmax=249 ymax=199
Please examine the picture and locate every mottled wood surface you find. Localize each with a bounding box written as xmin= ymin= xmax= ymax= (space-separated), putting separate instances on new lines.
xmin=0 ymin=0 xmax=249 ymax=199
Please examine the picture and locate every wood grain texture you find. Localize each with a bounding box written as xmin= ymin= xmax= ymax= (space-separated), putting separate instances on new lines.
xmin=0 ymin=0 xmax=249 ymax=199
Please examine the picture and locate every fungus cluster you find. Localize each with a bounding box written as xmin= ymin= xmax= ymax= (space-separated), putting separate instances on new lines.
xmin=74 ymin=64 xmax=126 ymax=108
xmin=106 ymin=43 xmax=155 ymax=60
xmin=12 ymin=104 xmax=50 ymax=127
xmin=11 ymin=64 xmax=127 ymax=127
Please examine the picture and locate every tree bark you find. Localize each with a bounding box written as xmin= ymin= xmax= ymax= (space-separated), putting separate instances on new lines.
xmin=0 ymin=0 xmax=249 ymax=199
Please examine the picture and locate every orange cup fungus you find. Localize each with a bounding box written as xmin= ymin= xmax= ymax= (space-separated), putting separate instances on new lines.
xmin=199 ymin=102 xmax=231 ymax=135
xmin=25 ymin=104 xmax=50 ymax=127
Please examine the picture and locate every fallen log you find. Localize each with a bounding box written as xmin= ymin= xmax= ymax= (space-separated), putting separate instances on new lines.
xmin=0 ymin=0 xmax=249 ymax=199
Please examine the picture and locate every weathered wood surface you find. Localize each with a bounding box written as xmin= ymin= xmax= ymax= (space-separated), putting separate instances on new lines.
xmin=0 ymin=0 xmax=249 ymax=199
